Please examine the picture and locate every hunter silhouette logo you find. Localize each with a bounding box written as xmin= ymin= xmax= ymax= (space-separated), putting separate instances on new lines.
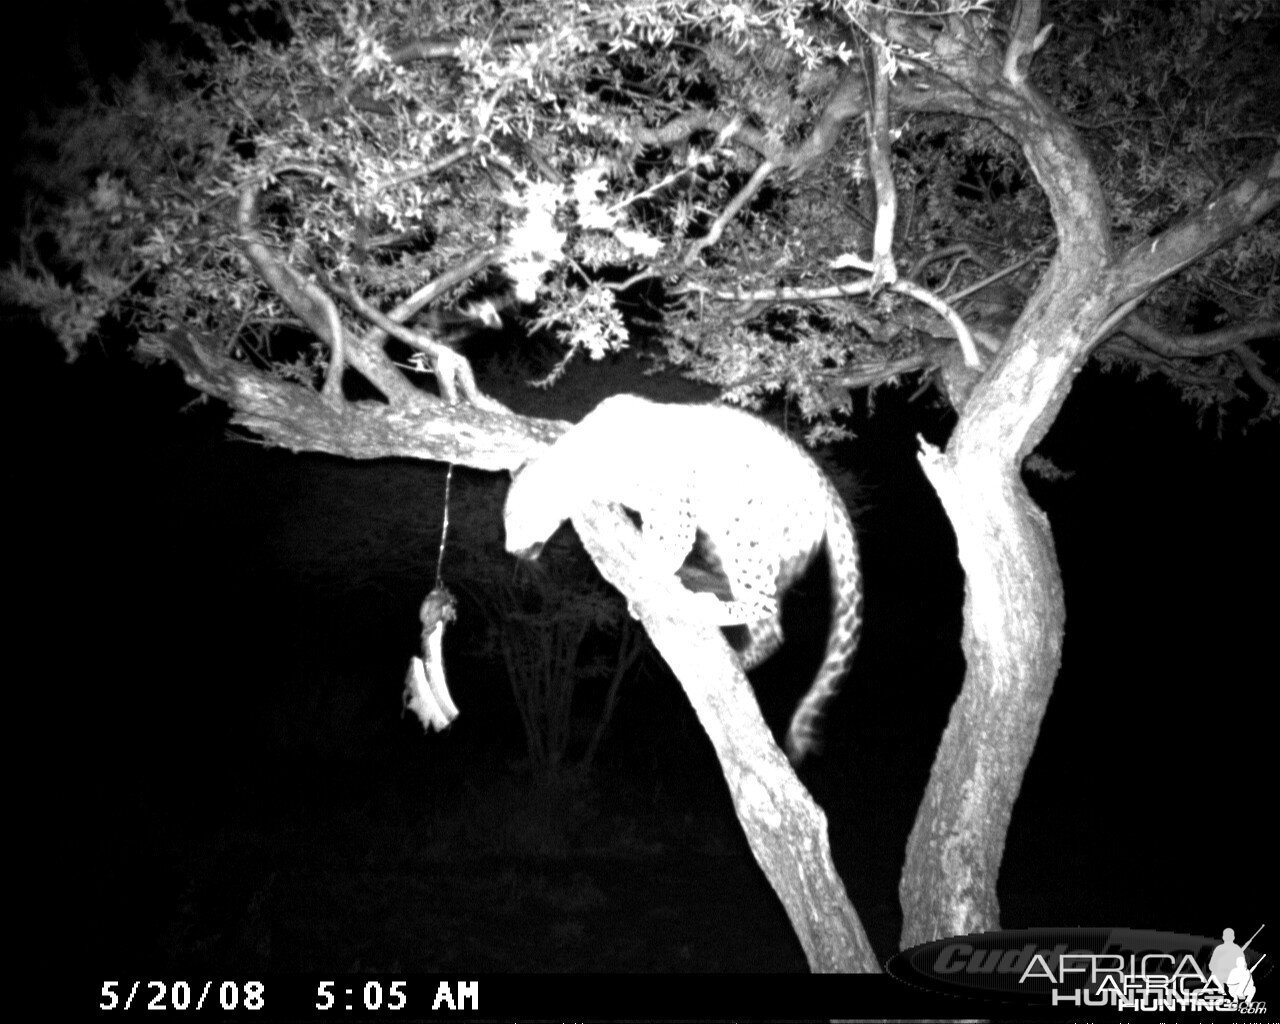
xmin=1209 ymin=925 xmax=1265 ymax=1004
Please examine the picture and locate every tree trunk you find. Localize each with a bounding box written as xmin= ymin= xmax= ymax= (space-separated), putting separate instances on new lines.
xmin=898 ymin=249 xmax=1111 ymax=947
xmin=901 ymin=440 xmax=1064 ymax=945
xmin=888 ymin=2 xmax=1120 ymax=945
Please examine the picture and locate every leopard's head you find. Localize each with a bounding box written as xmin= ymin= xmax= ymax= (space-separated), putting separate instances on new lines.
xmin=502 ymin=459 xmax=569 ymax=560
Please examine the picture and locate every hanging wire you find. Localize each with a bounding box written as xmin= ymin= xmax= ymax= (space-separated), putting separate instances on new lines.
xmin=403 ymin=462 xmax=460 ymax=736
xmin=435 ymin=463 xmax=453 ymax=589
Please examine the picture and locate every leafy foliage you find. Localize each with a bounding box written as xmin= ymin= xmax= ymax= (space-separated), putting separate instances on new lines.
xmin=4 ymin=0 xmax=1276 ymax=424
xmin=1043 ymin=1 xmax=1279 ymax=415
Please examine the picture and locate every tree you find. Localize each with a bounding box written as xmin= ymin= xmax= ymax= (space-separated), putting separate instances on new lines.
xmin=7 ymin=0 xmax=1277 ymax=970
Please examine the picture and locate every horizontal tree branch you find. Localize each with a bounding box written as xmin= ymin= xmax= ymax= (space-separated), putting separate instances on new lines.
xmin=165 ymin=330 xmax=566 ymax=471
xmin=1118 ymin=312 xmax=1280 ymax=358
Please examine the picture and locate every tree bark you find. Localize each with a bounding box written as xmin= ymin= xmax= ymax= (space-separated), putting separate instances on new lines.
xmin=572 ymin=500 xmax=879 ymax=973
xmin=892 ymin=3 xmax=1278 ymax=948
xmin=164 ymin=329 xmax=568 ymax=470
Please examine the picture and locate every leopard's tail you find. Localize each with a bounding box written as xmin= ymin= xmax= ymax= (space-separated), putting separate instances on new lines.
xmin=784 ymin=476 xmax=862 ymax=763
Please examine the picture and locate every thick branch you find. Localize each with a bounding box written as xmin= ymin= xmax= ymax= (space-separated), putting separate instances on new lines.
xmin=345 ymin=247 xmax=500 ymax=404
xmin=235 ymin=183 xmax=347 ymax=401
xmin=1002 ymin=0 xmax=1052 ymax=87
xmin=570 ymin=500 xmax=878 ymax=973
xmin=166 ymin=330 xmax=566 ymax=471
xmin=232 ymin=180 xmax=422 ymax=405
xmin=894 ymin=278 xmax=981 ymax=369
xmin=335 ymin=277 xmax=509 ymax=413
xmin=688 ymin=274 xmax=981 ymax=367
xmin=378 ymin=249 xmax=499 ymax=342
xmin=1117 ymin=311 xmax=1280 ymax=358
xmin=1106 ymin=152 xmax=1280 ymax=315
xmin=864 ymin=36 xmax=898 ymax=283
xmin=788 ymin=67 xmax=867 ymax=176
xmin=1235 ymin=344 xmax=1280 ymax=399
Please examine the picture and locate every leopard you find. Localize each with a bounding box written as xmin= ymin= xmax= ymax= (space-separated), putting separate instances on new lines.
xmin=503 ymin=393 xmax=863 ymax=764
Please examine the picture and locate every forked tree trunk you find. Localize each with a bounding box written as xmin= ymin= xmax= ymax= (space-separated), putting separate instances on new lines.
xmin=892 ymin=2 xmax=1277 ymax=939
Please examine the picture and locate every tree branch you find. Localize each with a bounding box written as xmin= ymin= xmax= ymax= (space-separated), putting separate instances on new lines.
xmin=378 ymin=249 xmax=500 ymax=341
xmin=1235 ymin=344 xmax=1280 ymax=399
xmin=686 ymin=273 xmax=981 ymax=368
xmin=1103 ymin=335 xmax=1244 ymax=395
xmin=165 ymin=330 xmax=565 ymax=470
xmin=629 ymin=109 xmax=783 ymax=161
xmin=334 ymin=278 xmax=510 ymax=413
xmin=682 ymin=159 xmax=778 ymax=267
xmin=235 ymin=183 xmax=347 ymax=401
xmin=1116 ymin=311 xmax=1280 ymax=358
xmin=1002 ymin=0 xmax=1052 ymax=88
xmin=569 ymin=499 xmax=878 ymax=973
xmin=787 ymin=66 xmax=868 ymax=176
xmin=1106 ymin=152 xmax=1280 ymax=312
xmin=863 ymin=33 xmax=898 ymax=286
